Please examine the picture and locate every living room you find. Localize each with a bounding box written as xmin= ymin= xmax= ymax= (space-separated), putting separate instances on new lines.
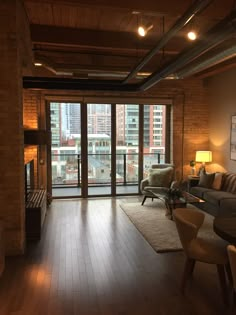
xmin=1 ymin=1 xmax=236 ymax=314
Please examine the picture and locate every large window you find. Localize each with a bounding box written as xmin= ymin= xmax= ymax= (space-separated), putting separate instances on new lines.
xmin=50 ymin=101 xmax=171 ymax=198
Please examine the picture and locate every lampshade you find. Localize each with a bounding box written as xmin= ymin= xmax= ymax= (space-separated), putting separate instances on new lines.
xmin=195 ymin=151 xmax=212 ymax=163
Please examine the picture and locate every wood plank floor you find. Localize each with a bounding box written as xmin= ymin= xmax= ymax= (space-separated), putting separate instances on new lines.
xmin=0 ymin=197 xmax=230 ymax=315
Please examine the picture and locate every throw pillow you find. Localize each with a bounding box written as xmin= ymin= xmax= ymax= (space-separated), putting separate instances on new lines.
xmin=148 ymin=167 xmax=173 ymax=187
xmin=212 ymin=172 xmax=223 ymax=190
xmin=198 ymin=172 xmax=215 ymax=188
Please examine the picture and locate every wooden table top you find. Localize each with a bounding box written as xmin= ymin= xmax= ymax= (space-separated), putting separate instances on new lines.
xmin=213 ymin=217 xmax=236 ymax=244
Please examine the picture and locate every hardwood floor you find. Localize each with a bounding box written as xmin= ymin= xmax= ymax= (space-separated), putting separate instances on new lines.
xmin=0 ymin=197 xmax=230 ymax=315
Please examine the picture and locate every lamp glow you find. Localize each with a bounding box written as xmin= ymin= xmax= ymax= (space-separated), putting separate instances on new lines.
xmin=195 ymin=151 xmax=212 ymax=174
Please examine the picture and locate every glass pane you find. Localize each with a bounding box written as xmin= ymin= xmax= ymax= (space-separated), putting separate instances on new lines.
xmin=51 ymin=102 xmax=81 ymax=197
xmin=87 ymin=104 xmax=111 ymax=196
xmin=116 ymin=104 xmax=139 ymax=194
xmin=143 ymin=104 xmax=166 ymax=178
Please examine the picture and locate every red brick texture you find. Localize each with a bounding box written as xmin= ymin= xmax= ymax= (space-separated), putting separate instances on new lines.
xmin=0 ymin=1 xmax=32 ymax=255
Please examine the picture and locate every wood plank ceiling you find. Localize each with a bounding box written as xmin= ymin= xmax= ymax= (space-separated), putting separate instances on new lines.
xmin=23 ymin=0 xmax=236 ymax=90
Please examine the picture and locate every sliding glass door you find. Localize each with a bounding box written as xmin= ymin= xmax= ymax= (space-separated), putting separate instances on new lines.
xmin=116 ymin=104 xmax=139 ymax=194
xmin=50 ymin=102 xmax=82 ymax=198
xmin=143 ymin=104 xmax=167 ymax=177
xmin=87 ymin=104 xmax=112 ymax=196
xmin=50 ymin=101 xmax=170 ymax=198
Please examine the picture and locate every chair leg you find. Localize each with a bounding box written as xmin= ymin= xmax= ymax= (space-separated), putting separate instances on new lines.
xmin=225 ymin=262 xmax=233 ymax=287
xmin=189 ymin=260 xmax=196 ymax=275
xmin=225 ymin=263 xmax=235 ymax=312
xmin=141 ymin=196 xmax=147 ymax=205
xmin=181 ymin=258 xmax=195 ymax=294
xmin=216 ymin=264 xmax=228 ymax=306
xmin=229 ymin=287 xmax=236 ymax=313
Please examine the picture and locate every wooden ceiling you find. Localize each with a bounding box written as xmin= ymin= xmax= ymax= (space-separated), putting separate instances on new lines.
xmin=23 ymin=0 xmax=236 ymax=88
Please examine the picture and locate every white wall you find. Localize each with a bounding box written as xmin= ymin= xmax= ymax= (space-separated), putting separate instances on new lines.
xmin=208 ymin=68 xmax=236 ymax=173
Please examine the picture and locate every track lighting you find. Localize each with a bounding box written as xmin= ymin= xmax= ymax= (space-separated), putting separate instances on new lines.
xmin=34 ymin=62 xmax=42 ymax=66
xmin=187 ymin=30 xmax=197 ymax=40
xmin=138 ymin=23 xmax=153 ymax=37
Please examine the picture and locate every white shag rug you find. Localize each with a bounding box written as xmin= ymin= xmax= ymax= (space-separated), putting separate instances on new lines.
xmin=119 ymin=200 xmax=221 ymax=253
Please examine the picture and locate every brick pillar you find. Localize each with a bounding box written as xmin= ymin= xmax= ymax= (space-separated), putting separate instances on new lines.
xmin=0 ymin=0 xmax=32 ymax=255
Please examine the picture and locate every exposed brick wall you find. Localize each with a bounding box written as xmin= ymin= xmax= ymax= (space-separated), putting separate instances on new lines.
xmin=0 ymin=1 xmax=32 ymax=255
xmin=23 ymin=77 xmax=209 ymax=184
xmin=23 ymin=90 xmax=40 ymax=129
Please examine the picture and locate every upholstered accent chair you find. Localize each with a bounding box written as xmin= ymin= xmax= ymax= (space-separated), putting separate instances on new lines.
xmin=227 ymin=245 xmax=236 ymax=310
xmin=140 ymin=164 xmax=176 ymax=205
xmin=173 ymin=208 xmax=229 ymax=305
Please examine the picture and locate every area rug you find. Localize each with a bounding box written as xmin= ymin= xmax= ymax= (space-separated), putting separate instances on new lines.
xmin=119 ymin=200 xmax=221 ymax=253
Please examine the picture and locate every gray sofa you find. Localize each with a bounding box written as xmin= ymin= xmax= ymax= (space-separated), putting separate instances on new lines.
xmin=190 ymin=172 xmax=236 ymax=217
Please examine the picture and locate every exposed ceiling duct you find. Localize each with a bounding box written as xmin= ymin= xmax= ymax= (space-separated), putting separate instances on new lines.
xmin=139 ymin=9 xmax=236 ymax=91
xmin=23 ymin=8 xmax=236 ymax=91
xmin=123 ymin=0 xmax=213 ymax=84
xmin=175 ymin=45 xmax=236 ymax=78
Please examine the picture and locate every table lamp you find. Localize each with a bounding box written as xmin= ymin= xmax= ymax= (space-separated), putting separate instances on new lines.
xmin=195 ymin=151 xmax=212 ymax=174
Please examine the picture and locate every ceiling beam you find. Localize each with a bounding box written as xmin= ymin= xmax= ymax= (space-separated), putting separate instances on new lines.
xmin=31 ymin=25 xmax=186 ymax=53
xmin=34 ymin=49 xmax=170 ymax=73
xmin=196 ymin=57 xmax=236 ymax=78
xmin=25 ymin=0 xmax=234 ymax=18
xmin=23 ymin=76 xmax=140 ymax=91
xmin=31 ymin=24 xmax=160 ymax=51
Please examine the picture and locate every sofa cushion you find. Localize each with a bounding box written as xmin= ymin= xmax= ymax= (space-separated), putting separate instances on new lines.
xmin=190 ymin=186 xmax=212 ymax=199
xmin=198 ymin=172 xmax=215 ymax=188
xmin=212 ymin=172 xmax=223 ymax=190
xmin=203 ymin=190 xmax=236 ymax=207
xmin=148 ymin=167 xmax=173 ymax=187
xmin=221 ymin=172 xmax=236 ymax=194
xmin=219 ymin=198 xmax=236 ymax=216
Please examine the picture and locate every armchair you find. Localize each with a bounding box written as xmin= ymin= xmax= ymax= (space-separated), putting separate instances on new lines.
xmin=140 ymin=164 xmax=176 ymax=205
xmin=174 ymin=208 xmax=229 ymax=305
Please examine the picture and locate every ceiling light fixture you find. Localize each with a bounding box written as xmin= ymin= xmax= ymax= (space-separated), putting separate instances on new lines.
xmin=187 ymin=30 xmax=197 ymax=41
xmin=34 ymin=62 xmax=42 ymax=66
xmin=138 ymin=23 xmax=153 ymax=37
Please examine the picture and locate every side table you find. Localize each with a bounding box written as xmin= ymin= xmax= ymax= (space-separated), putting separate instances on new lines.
xmin=187 ymin=175 xmax=200 ymax=192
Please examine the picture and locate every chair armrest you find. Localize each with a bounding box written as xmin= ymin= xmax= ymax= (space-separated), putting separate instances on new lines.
xmin=145 ymin=187 xmax=169 ymax=195
xmin=140 ymin=178 xmax=149 ymax=192
xmin=170 ymin=180 xmax=179 ymax=189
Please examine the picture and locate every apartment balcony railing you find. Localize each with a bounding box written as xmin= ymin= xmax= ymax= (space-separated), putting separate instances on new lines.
xmin=51 ymin=152 xmax=165 ymax=188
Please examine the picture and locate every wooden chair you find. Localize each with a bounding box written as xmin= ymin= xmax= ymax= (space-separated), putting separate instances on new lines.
xmin=173 ymin=207 xmax=229 ymax=305
xmin=227 ymin=245 xmax=236 ymax=311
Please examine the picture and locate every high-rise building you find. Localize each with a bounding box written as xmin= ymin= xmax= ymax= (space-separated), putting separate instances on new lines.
xmin=61 ymin=103 xmax=81 ymax=137
xmin=124 ymin=104 xmax=139 ymax=146
xmin=87 ymin=104 xmax=111 ymax=135
xmin=50 ymin=102 xmax=61 ymax=147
